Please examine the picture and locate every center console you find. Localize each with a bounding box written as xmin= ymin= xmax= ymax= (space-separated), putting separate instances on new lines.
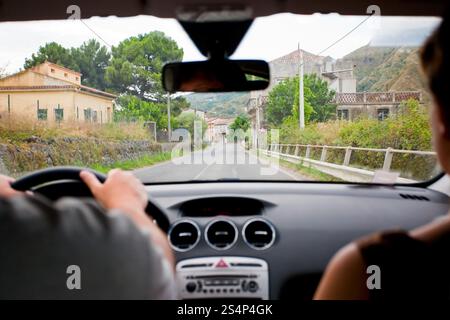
xmin=176 ymin=257 xmax=269 ymax=299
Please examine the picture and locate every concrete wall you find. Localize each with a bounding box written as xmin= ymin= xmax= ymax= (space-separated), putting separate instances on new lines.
xmin=337 ymin=104 xmax=397 ymax=120
xmin=0 ymin=90 xmax=113 ymax=123
xmin=0 ymin=70 xmax=71 ymax=87
xmin=0 ymin=90 xmax=75 ymax=121
xmin=32 ymin=62 xmax=81 ymax=85
xmin=74 ymin=92 xmax=113 ymax=123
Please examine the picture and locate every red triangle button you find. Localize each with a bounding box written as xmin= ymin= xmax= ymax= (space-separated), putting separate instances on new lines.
xmin=216 ymin=259 xmax=228 ymax=268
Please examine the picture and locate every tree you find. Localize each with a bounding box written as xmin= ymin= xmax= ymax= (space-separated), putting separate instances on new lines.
xmin=265 ymin=74 xmax=335 ymax=127
xmin=114 ymin=95 xmax=174 ymax=130
xmin=304 ymin=74 xmax=336 ymax=122
xmin=265 ymin=76 xmax=313 ymax=127
xmin=23 ymin=40 xmax=111 ymax=91
xmin=230 ymin=114 xmax=251 ymax=132
xmin=105 ymin=31 xmax=183 ymax=101
xmin=175 ymin=112 xmax=207 ymax=139
xmin=170 ymin=96 xmax=191 ymax=117
xmin=70 ymin=40 xmax=111 ymax=91
xmin=24 ymin=42 xmax=74 ymax=69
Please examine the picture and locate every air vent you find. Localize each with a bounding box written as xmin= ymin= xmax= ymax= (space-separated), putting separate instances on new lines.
xmin=243 ymin=218 xmax=276 ymax=250
xmin=205 ymin=219 xmax=238 ymax=250
xmin=168 ymin=220 xmax=200 ymax=252
xmin=399 ymin=194 xmax=430 ymax=201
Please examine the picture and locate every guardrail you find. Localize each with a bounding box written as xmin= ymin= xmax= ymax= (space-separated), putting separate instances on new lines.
xmin=262 ymin=144 xmax=437 ymax=183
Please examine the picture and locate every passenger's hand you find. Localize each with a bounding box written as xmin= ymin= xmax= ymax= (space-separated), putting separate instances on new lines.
xmin=0 ymin=174 xmax=24 ymax=198
xmin=80 ymin=169 xmax=148 ymax=217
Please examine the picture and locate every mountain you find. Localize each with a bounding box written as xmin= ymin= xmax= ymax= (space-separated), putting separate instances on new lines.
xmin=184 ymin=92 xmax=250 ymax=118
xmin=336 ymin=45 xmax=430 ymax=102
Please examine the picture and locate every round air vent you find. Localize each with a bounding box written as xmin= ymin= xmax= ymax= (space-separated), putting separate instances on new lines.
xmin=242 ymin=218 xmax=276 ymax=250
xmin=168 ymin=220 xmax=200 ymax=252
xmin=205 ymin=219 xmax=238 ymax=250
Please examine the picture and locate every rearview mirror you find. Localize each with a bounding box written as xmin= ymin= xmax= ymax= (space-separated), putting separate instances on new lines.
xmin=162 ymin=60 xmax=270 ymax=93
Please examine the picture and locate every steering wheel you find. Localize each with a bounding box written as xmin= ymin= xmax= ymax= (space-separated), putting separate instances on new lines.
xmin=11 ymin=166 xmax=171 ymax=233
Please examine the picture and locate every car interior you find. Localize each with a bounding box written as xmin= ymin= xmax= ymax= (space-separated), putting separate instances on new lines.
xmin=1 ymin=0 xmax=450 ymax=300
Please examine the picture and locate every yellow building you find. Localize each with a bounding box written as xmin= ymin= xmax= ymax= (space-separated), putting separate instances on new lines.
xmin=0 ymin=61 xmax=116 ymax=123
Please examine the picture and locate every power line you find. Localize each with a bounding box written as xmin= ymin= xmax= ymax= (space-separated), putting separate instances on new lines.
xmin=79 ymin=19 xmax=112 ymax=48
xmin=298 ymin=13 xmax=375 ymax=68
xmin=316 ymin=13 xmax=375 ymax=57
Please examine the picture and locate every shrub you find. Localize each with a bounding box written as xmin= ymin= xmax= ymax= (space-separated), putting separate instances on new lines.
xmin=277 ymin=99 xmax=436 ymax=180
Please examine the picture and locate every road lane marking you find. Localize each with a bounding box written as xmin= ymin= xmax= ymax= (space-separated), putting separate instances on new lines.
xmin=193 ymin=162 xmax=214 ymax=180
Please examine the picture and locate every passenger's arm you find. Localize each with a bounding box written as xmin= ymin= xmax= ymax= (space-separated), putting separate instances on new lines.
xmin=80 ymin=169 xmax=175 ymax=268
xmin=314 ymin=243 xmax=369 ymax=300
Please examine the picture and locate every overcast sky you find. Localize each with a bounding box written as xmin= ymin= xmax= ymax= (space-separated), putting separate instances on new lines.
xmin=0 ymin=13 xmax=441 ymax=73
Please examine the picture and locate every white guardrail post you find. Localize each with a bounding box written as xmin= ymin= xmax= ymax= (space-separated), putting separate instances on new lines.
xmin=383 ymin=147 xmax=393 ymax=171
xmin=343 ymin=147 xmax=352 ymax=166
xmin=320 ymin=146 xmax=328 ymax=162
xmin=305 ymin=145 xmax=311 ymax=159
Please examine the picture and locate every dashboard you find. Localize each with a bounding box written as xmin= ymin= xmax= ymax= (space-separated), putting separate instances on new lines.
xmin=146 ymin=181 xmax=450 ymax=300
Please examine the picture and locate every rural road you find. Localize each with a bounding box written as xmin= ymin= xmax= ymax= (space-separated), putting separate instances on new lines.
xmin=134 ymin=143 xmax=307 ymax=183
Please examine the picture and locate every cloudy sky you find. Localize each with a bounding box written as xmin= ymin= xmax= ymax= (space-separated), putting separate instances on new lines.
xmin=0 ymin=13 xmax=441 ymax=73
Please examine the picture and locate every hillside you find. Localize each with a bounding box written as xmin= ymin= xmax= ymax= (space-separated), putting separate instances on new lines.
xmin=184 ymin=45 xmax=430 ymax=118
xmin=185 ymin=92 xmax=249 ymax=118
xmin=337 ymin=45 xmax=430 ymax=102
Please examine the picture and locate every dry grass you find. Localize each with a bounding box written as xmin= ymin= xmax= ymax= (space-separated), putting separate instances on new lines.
xmin=0 ymin=115 xmax=150 ymax=142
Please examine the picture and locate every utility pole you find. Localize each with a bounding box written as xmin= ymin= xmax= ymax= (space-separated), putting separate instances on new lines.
xmin=298 ymin=43 xmax=305 ymax=129
xmin=255 ymin=103 xmax=260 ymax=149
xmin=167 ymin=93 xmax=171 ymax=141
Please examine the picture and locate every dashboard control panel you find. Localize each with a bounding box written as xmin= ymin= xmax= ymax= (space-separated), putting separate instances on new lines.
xmin=176 ymin=257 xmax=269 ymax=299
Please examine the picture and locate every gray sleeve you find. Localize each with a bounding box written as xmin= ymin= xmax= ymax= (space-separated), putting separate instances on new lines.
xmin=0 ymin=195 xmax=177 ymax=299
xmin=140 ymin=227 xmax=178 ymax=300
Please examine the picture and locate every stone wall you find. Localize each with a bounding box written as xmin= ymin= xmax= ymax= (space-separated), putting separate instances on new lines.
xmin=0 ymin=136 xmax=161 ymax=176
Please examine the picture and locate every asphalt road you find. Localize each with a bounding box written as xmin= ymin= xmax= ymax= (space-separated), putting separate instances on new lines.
xmin=134 ymin=143 xmax=307 ymax=183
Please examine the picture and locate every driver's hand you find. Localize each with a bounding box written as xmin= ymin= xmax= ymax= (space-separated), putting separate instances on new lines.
xmin=80 ymin=169 xmax=175 ymax=267
xmin=0 ymin=174 xmax=25 ymax=198
xmin=80 ymin=169 xmax=148 ymax=218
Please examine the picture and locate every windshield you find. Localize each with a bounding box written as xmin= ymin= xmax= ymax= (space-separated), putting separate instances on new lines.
xmin=0 ymin=11 xmax=442 ymax=184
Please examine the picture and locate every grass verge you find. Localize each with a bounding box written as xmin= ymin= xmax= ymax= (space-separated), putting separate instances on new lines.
xmin=91 ymin=152 xmax=173 ymax=173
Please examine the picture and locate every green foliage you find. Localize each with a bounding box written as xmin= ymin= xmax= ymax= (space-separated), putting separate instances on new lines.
xmin=277 ymin=98 xmax=435 ymax=180
xmin=230 ymin=114 xmax=251 ymax=132
xmin=24 ymin=42 xmax=74 ymax=69
xmin=338 ymin=99 xmax=431 ymax=150
xmin=175 ymin=112 xmax=207 ymax=139
xmin=24 ymin=40 xmax=111 ymax=91
xmin=170 ymin=96 xmax=191 ymax=117
xmin=70 ymin=40 xmax=111 ymax=91
xmin=266 ymin=77 xmax=297 ymax=126
xmin=304 ymin=74 xmax=336 ymax=122
xmin=91 ymin=152 xmax=172 ymax=173
xmin=24 ymin=32 xmax=184 ymax=103
xmin=105 ymin=31 xmax=183 ymax=101
xmin=266 ymin=73 xmax=336 ymax=126
xmin=115 ymin=95 xmax=175 ymax=130
xmin=279 ymin=116 xmax=324 ymax=146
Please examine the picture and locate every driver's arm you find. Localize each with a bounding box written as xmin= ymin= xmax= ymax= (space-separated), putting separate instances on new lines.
xmin=79 ymin=169 xmax=175 ymax=267
xmin=0 ymin=172 xmax=177 ymax=299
